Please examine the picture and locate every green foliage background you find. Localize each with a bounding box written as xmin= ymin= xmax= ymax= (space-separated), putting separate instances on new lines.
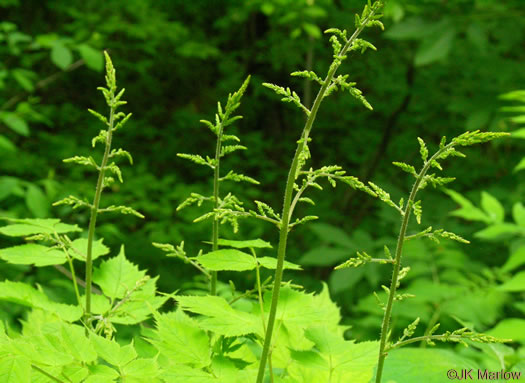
xmin=1 ymin=0 xmax=524 ymax=380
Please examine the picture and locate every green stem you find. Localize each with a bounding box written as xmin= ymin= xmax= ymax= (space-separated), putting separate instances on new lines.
xmin=65 ymin=248 xmax=81 ymax=306
xmin=375 ymin=144 xmax=452 ymax=383
xmin=252 ymin=249 xmax=267 ymax=332
xmin=252 ymin=249 xmax=275 ymax=383
xmin=85 ymin=101 xmax=115 ymax=321
xmin=255 ymin=10 xmax=378 ymax=382
xmin=211 ymin=119 xmax=224 ymax=296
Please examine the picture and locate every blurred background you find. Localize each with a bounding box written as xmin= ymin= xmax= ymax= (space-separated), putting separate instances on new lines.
xmin=1 ymin=0 xmax=524 ymax=351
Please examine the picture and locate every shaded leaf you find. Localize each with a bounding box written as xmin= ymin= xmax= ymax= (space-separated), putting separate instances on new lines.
xmin=0 ymin=112 xmax=29 ymax=136
xmin=502 ymin=246 xmax=525 ymax=273
xmin=25 ymin=184 xmax=49 ymax=218
xmin=50 ymin=42 xmax=73 ymax=69
xmin=257 ymin=256 xmax=302 ymax=270
xmin=298 ymin=246 xmax=351 ymax=266
xmin=77 ymin=44 xmax=103 ymax=71
xmin=415 ymin=28 xmax=456 ymax=66
xmin=480 ymin=191 xmax=504 ymax=223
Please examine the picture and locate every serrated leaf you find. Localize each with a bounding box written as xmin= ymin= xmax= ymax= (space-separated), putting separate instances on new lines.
xmin=110 ymin=278 xmax=167 ymax=325
xmin=263 ymin=287 xmax=340 ymax=328
xmin=289 ymin=326 xmax=378 ymax=382
xmin=257 ymin=256 xmax=302 ymax=270
xmin=197 ymin=249 xmax=256 ymax=271
xmin=0 ymin=355 xmax=30 ymax=383
xmin=216 ymin=238 xmax=272 ymax=249
xmin=0 ymin=244 xmax=66 ymax=266
xmin=93 ymin=245 xmax=146 ymax=299
xmin=90 ymin=334 xmax=137 ymax=367
xmin=84 ymin=365 xmax=119 ymax=383
xmin=150 ymin=309 xmax=211 ymax=368
xmin=176 ymin=295 xmax=261 ymax=337
xmin=0 ymin=218 xmax=81 ymax=237
xmin=60 ymin=322 xmax=97 ymax=363
xmin=121 ymin=358 xmax=159 ymax=381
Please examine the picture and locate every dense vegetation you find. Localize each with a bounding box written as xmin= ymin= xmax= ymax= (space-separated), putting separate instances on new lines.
xmin=1 ymin=0 xmax=524 ymax=382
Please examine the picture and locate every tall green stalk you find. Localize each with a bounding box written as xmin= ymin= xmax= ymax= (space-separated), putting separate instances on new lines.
xmin=210 ymin=115 xmax=224 ymax=296
xmin=374 ymin=147 xmax=445 ymax=383
xmin=55 ymin=52 xmax=137 ymax=323
xmin=256 ymin=3 xmax=383 ymax=381
xmin=175 ymin=76 xmax=252 ymax=295
xmin=374 ymin=130 xmax=510 ymax=382
xmin=85 ymin=104 xmax=114 ymax=317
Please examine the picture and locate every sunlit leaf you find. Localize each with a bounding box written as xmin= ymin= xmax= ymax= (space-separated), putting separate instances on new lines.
xmin=197 ymin=249 xmax=256 ymax=271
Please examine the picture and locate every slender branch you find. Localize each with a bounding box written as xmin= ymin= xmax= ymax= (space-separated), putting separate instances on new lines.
xmin=53 ymin=264 xmax=102 ymax=294
xmin=375 ymin=143 xmax=453 ymax=383
xmin=186 ymin=258 xmax=212 ymax=279
xmin=255 ymin=6 xmax=381 ymax=381
xmin=64 ymin=249 xmax=81 ymax=306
